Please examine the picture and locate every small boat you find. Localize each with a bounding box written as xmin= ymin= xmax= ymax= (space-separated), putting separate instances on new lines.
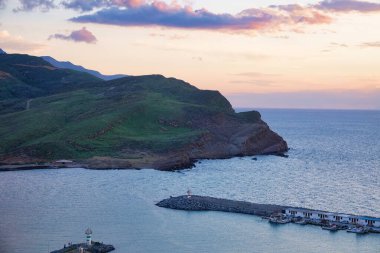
xmin=369 ymin=227 xmax=380 ymax=233
xmin=337 ymin=225 xmax=349 ymax=230
xmin=269 ymin=217 xmax=290 ymax=224
xmin=322 ymin=224 xmax=338 ymax=231
xmin=294 ymin=219 xmax=307 ymax=225
xmin=347 ymin=227 xmax=369 ymax=234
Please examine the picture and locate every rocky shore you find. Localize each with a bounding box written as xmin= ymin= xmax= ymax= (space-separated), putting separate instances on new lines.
xmin=0 ymin=152 xmax=287 ymax=172
xmin=0 ymin=125 xmax=288 ymax=172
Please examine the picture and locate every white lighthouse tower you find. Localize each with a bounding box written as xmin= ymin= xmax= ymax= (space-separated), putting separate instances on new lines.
xmin=85 ymin=228 xmax=93 ymax=246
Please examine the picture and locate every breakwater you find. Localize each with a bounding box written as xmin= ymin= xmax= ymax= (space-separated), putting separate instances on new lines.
xmin=156 ymin=195 xmax=287 ymax=217
xmin=156 ymin=195 xmax=380 ymax=234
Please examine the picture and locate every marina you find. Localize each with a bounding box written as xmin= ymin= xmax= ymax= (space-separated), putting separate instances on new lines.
xmin=283 ymin=207 xmax=380 ymax=233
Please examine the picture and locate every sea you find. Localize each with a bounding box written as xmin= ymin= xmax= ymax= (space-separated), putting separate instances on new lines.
xmin=0 ymin=109 xmax=379 ymax=253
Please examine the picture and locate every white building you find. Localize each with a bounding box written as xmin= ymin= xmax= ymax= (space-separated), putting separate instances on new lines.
xmin=284 ymin=208 xmax=380 ymax=227
xmin=85 ymin=228 xmax=93 ymax=245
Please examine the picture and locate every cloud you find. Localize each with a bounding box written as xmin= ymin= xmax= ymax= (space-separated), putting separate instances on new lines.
xmin=12 ymin=0 xmax=145 ymax=12
xmin=48 ymin=27 xmax=97 ymax=43
xmin=270 ymin=4 xmax=332 ymax=24
xmin=192 ymin=56 xmax=203 ymax=61
xmin=149 ymin=33 xmax=187 ymax=40
xmin=61 ymin=0 xmax=145 ymax=11
xmin=360 ymin=41 xmax=380 ymax=48
xmin=61 ymin=0 xmax=106 ymax=11
xmin=234 ymin=72 xmax=281 ymax=78
xmin=69 ymin=2 xmax=333 ymax=33
xmin=0 ymin=0 xmax=6 ymax=9
xmin=316 ymin=0 xmax=380 ymax=12
xmin=229 ymin=80 xmax=277 ymax=87
xmin=11 ymin=0 xmax=380 ymax=33
xmin=321 ymin=42 xmax=349 ymax=52
xmin=230 ymin=72 xmax=282 ymax=88
xmin=330 ymin=42 xmax=348 ymax=47
xmin=0 ymin=30 xmax=46 ymax=52
xmin=65 ymin=0 xmax=380 ymax=34
xmin=14 ymin=0 xmax=56 ymax=12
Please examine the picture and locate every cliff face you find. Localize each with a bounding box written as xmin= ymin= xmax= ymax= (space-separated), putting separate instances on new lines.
xmin=0 ymin=53 xmax=287 ymax=171
xmin=149 ymin=111 xmax=288 ymax=170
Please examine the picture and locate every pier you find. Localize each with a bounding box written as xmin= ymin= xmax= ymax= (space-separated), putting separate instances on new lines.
xmin=156 ymin=195 xmax=380 ymax=234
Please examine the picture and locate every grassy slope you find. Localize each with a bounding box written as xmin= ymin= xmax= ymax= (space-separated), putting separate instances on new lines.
xmin=0 ymin=54 xmax=103 ymax=115
xmin=0 ymin=75 xmax=235 ymax=160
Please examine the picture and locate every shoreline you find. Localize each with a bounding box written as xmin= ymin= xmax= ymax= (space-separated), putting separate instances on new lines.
xmin=0 ymin=152 xmax=288 ymax=172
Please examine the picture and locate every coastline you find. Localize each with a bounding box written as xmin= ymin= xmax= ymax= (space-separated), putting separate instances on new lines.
xmin=0 ymin=151 xmax=288 ymax=172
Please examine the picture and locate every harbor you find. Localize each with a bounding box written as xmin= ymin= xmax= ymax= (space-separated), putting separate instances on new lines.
xmin=156 ymin=195 xmax=380 ymax=234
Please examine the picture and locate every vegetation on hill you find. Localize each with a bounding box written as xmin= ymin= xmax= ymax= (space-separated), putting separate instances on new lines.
xmin=0 ymin=53 xmax=287 ymax=169
xmin=0 ymin=54 xmax=103 ymax=115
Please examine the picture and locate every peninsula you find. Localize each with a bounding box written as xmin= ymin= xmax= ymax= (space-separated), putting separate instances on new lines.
xmin=0 ymin=52 xmax=288 ymax=171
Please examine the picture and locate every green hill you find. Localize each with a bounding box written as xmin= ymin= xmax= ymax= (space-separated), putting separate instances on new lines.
xmin=0 ymin=53 xmax=287 ymax=170
xmin=0 ymin=53 xmax=103 ymax=114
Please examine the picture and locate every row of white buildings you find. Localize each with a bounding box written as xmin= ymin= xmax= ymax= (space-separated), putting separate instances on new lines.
xmin=284 ymin=207 xmax=380 ymax=227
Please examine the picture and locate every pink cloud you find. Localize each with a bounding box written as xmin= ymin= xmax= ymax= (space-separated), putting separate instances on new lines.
xmin=49 ymin=27 xmax=97 ymax=44
xmin=113 ymin=0 xmax=145 ymax=8
xmin=273 ymin=5 xmax=333 ymax=24
xmin=70 ymin=2 xmax=333 ymax=33
xmin=11 ymin=0 xmax=380 ymax=34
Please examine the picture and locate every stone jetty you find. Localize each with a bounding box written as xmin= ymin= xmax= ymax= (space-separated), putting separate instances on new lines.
xmin=157 ymin=195 xmax=380 ymax=234
xmin=156 ymin=195 xmax=287 ymax=217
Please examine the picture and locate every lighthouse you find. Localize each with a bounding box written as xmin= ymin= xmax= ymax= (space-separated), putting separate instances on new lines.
xmin=85 ymin=228 xmax=93 ymax=246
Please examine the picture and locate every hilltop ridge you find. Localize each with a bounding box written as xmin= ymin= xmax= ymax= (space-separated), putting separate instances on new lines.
xmin=41 ymin=56 xmax=127 ymax=81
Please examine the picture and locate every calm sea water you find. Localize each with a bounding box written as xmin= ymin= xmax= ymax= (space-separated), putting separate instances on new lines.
xmin=0 ymin=109 xmax=379 ymax=253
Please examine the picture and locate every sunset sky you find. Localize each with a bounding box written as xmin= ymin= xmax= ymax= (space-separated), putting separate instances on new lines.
xmin=1 ymin=0 xmax=379 ymax=109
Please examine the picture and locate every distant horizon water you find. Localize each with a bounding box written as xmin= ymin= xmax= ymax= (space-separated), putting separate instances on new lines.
xmin=235 ymin=107 xmax=380 ymax=112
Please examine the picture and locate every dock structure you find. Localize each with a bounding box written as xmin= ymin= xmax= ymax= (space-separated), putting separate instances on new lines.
xmin=284 ymin=207 xmax=380 ymax=228
xmin=156 ymin=195 xmax=380 ymax=234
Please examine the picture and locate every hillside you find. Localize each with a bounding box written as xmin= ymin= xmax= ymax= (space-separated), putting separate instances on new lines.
xmin=0 ymin=53 xmax=288 ymax=170
xmin=0 ymin=53 xmax=103 ymax=115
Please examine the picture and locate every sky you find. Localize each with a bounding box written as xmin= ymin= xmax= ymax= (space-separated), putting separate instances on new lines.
xmin=0 ymin=0 xmax=380 ymax=109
